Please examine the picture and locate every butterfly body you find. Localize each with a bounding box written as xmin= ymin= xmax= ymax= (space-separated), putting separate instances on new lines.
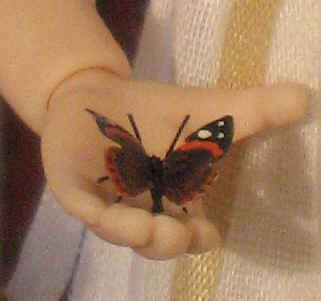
xmin=149 ymin=156 xmax=166 ymax=213
xmin=86 ymin=109 xmax=233 ymax=214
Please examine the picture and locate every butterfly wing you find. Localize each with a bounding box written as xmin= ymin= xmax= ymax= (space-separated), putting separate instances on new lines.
xmin=184 ymin=115 xmax=233 ymax=155
xmin=163 ymin=148 xmax=217 ymax=205
xmin=87 ymin=109 xmax=151 ymax=196
xmin=86 ymin=109 xmax=146 ymax=153
xmin=163 ymin=115 xmax=233 ymax=205
xmin=105 ymin=147 xmax=152 ymax=196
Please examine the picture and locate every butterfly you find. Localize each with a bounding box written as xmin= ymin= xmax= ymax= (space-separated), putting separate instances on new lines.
xmin=86 ymin=109 xmax=233 ymax=213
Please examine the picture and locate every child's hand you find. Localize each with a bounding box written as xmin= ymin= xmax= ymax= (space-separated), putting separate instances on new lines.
xmin=41 ymin=69 xmax=307 ymax=260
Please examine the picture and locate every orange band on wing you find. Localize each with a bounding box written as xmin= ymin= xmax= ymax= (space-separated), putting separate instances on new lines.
xmin=105 ymin=148 xmax=129 ymax=195
xmin=178 ymin=141 xmax=223 ymax=158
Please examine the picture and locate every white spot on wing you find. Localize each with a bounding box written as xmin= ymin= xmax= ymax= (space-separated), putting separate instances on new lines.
xmin=198 ymin=129 xmax=212 ymax=139
xmin=218 ymin=120 xmax=225 ymax=127
xmin=217 ymin=132 xmax=225 ymax=139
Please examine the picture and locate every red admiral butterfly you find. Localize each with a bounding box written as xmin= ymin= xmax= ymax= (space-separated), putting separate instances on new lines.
xmin=86 ymin=109 xmax=233 ymax=213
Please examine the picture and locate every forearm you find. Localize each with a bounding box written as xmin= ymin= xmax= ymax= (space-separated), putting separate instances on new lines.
xmin=0 ymin=0 xmax=131 ymax=133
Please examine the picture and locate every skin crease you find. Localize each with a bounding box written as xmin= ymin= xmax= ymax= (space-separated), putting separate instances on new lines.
xmin=0 ymin=1 xmax=308 ymax=259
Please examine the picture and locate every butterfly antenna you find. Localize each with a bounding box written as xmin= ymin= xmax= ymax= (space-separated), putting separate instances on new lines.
xmin=127 ymin=114 xmax=142 ymax=143
xmin=165 ymin=115 xmax=190 ymax=157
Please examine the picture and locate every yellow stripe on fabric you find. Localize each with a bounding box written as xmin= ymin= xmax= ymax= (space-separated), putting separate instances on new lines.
xmin=171 ymin=249 xmax=222 ymax=301
xmin=171 ymin=1 xmax=281 ymax=300
xmin=218 ymin=0 xmax=282 ymax=89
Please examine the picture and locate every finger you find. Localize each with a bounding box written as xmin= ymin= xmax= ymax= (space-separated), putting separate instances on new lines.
xmin=228 ymin=83 xmax=308 ymax=142
xmin=51 ymin=184 xmax=154 ymax=248
xmin=112 ymin=79 xmax=308 ymax=154
xmin=179 ymin=83 xmax=308 ymax=142
xmin=89 ymin=203 xmax=153 ymax=248
xmin=133 ymin=215 xmax=192 ymax=260
xmin=185 ymin=217 xmax=221 ymax=254
xmin=47 ymin=70 xmax=308 ymax=157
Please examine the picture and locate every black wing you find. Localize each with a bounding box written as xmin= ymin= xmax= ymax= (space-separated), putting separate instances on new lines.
xmin=163 ymin=148 xmax=216 ymax=205
xmin=105 ymin=147 xmax=152 ymax=196
xmin=163 ymin=115 xmax=234 ymax=205
xmin=185 ymin=115 xmax=234 ymax=155
xmin=87 ymin=109 xmax=151 ymax=196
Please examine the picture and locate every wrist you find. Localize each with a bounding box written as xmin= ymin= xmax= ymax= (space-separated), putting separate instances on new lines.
xmin=46 ymin=68 xmax=127 ymax=113
xmin=0 ymin=1 xmax=131 ymax=134
xmin=43 ymin=68 xmax=126 ymax=133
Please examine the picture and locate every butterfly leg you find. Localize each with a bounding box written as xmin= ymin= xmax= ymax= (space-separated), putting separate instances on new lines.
xmin=97 ymin=175 xmax=109 ymax=184
xmin=114 ymin=195 xmax=122 ymax=203
xmin=182 ymin=207 xmax=188 ymax=214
